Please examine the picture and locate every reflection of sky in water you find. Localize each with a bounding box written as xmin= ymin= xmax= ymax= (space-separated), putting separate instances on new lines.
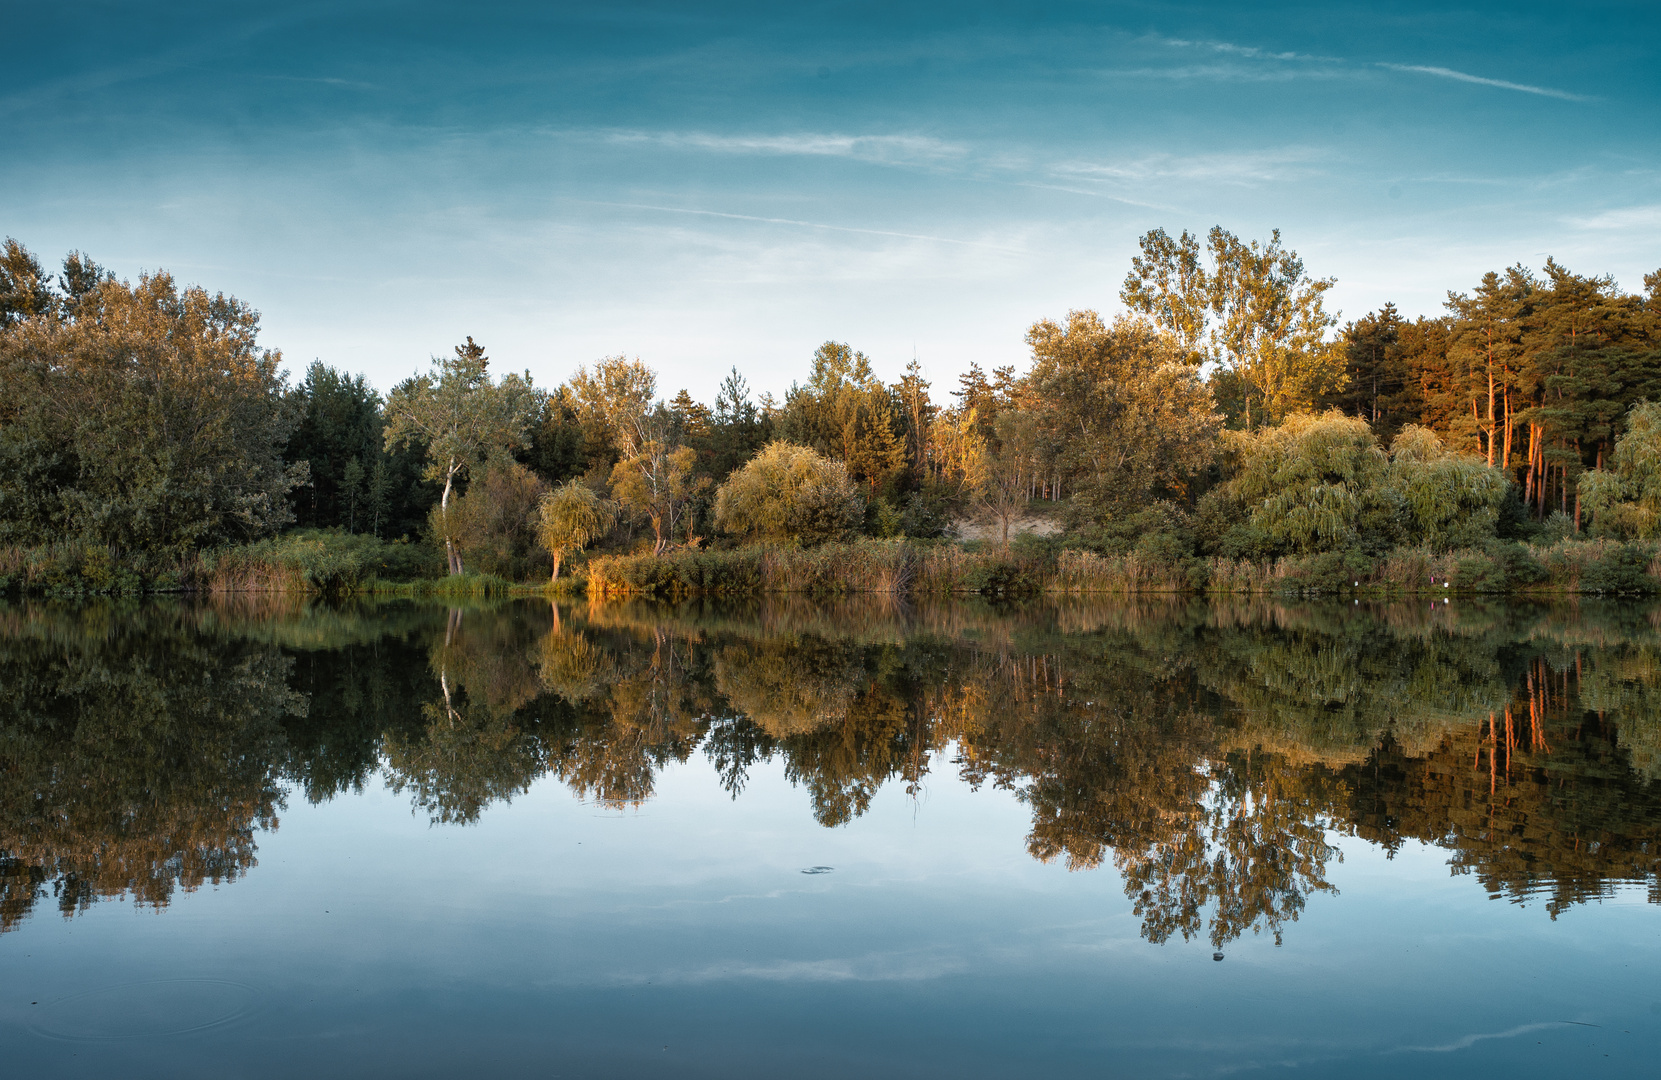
xmin=5 ymin=753 xmax=1657 ymax=1077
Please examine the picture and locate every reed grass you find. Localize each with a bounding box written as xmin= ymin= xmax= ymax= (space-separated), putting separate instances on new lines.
xmin=3 ymin=531 xmax=1657 ymax=599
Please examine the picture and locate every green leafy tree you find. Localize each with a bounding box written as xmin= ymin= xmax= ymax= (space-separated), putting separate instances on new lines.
xmin=1325 ymin=303 xmax=1423 ymax=438
xmin=0 ymin=257 xmax=301 ymax=552
xmin=1024 ymin=311 xmax=1221 ymax=520
xmin=521 ymin=386 xmax=588 ymax=487
xmin=609 ymin=415 xmax=705 ymax=555
xmin=286 ymin=361 xmax=385 ymax=530
xmin=712 ymin=441 xmax=862 ymax=547
xmin=0 ymin=238 xmax=54 ymax=328
xmin=565 ymin=355 xmax=656 ymax=476
xmin=534 ymin=480 xmax=616 ymax=580
xmin=1210 ymin=412 xmax=1508 ymax=556
xmin=777 ymin=342 xmax=909 ymax=497
xmin=1121 ymin=226 xmax=1344 ymax=427
xmin=707 ymin=367 xmax=771 ymax=481
xmin=1580 ymin=401 xmax=1661 ymax=539
xmin=1385 ymin=426 xmax=1510 ymax=550
xmin=1219 ymin=412 xmax=1390 ymax=555
xmin=974 ymin=410 xmax=1039 ymax=549
xmin=1118 ymin=227 xmax=1212 ymax=365
xmin=383 ymin=337 xmax=539 ymax=574
xmin=438 ymin=461 xmax=550 ymax=578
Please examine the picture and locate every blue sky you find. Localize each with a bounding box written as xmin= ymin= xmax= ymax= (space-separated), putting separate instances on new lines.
xmin=4 ymin=1 xmax=1657 ymax=401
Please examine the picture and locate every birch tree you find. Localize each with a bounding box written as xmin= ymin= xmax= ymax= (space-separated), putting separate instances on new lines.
xmin=383 ymin=337 xmax=538 ymax=574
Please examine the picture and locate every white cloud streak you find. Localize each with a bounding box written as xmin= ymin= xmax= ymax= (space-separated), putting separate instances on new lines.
xmin=1160 ymin=38 xmax=1339 ymax=64
xmin=1376 ymin=63 xmax=1592 ymax=102
xmin=1052 ymin=149 xmax=1327 ymax=185
xmin=605 ymin=130 xmax=967 ymax=166
xmin=579 ymin=200 xmax=1024 ymax=252
xmin=1153 ymin=36 xmax=1593 ymax=102
xmin=1568 ymin=205 xmax=1661 ymax=229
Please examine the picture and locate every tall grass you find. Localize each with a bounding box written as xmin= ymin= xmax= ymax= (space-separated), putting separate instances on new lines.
xmin=585 ymin=540 xmax=1049 ymax=598
xmin=5 ymin=530 xmax=1659 ymax=600
xmin=0 ymin=530 xmax=443 ymax=597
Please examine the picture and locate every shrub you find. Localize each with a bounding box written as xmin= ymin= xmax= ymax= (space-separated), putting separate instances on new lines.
xmin=1580 ymin=401 xmax=1661 ymax=539
xmin=1580 ymin=542 xmax=1660 ymax=595
xmin=438 ymin=462 xmax=549 ymax=579
xmin=713 ymin=441 xmax=863 ymax=547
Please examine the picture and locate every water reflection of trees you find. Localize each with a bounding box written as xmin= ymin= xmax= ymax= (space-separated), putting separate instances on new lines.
xmin=5 ymin=596 xmax=1661 ymax=948
xmin=0 ymin=603 xmax=302 ymax=930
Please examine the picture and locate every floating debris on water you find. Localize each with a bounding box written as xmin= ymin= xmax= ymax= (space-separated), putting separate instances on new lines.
xmin=1213 ymin=952 xmax=1225 ymax=962
xmin=800 ymin=866 xmax=835 ymax=875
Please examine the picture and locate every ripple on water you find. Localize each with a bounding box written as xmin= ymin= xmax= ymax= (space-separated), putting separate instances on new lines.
xmin=31 ymin=979 xmax=260 ymax=1040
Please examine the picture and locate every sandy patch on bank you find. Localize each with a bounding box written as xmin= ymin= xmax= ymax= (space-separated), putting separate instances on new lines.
xmin=952 ymin=515 xmax=1063 ymax=542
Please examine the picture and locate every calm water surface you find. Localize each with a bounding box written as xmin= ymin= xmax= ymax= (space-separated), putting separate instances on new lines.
xmin=2 ymin=596 xmax=1659 ymax=1077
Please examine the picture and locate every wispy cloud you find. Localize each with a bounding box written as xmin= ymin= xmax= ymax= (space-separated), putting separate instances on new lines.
xmin=256 ymin=74 xmax=379 ymax=90
xmin=1151 ymin=35 xmax=1593 ymax=102
xmin=1377 ymin=63 xmax=1592 ymax=102
xmin=1568 ymin=205 xmax=1661 ymax=229
xmin=604 ymin=130 xmax=967 ymax=167
xmin=1052 ymin=148 xmax=1327 ymax=185
xmin=1159 ymin=37 xmax=1339 ymax=64
xmin=1101 ymin=63 xmax=1340 ymax=84
xmin=580 ymin=200 xmax=1023 ymax=252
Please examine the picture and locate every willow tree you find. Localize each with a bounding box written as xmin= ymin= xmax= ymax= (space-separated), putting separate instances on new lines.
xmin=535 ymin=481 xmax=615 ymax=581
xmin=1216 ymin=411 xmax=1507 ymax=556
xmin=383 ymin=337 xmax=538 ymax=574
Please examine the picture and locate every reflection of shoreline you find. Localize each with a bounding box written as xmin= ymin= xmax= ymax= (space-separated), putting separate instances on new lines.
xmin=3 ymin=597 xmax=1660 ymax=947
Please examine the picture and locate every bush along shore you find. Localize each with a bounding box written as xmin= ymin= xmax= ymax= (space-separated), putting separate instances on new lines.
xmin=587 ymin=537 xmax=1661 ymax=599
xmin=3 ymin=532 xmax=1659 ymax=601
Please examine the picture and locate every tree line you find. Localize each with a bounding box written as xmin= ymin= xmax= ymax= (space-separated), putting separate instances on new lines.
xmin=3 ymin=231 xmax=1658 ymax=581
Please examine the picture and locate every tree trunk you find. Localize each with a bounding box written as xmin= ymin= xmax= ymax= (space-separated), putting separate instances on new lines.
xmin=1494 ymin=357 xmax=1508 ymax=465
xmin=550 ymin=551 xmax=562 ymax=583
xmin=441 ymin=463 xmax=461 ymax=576
xmin=1501 ymin=380 xmax=1513 ymax=471
xmin=1524 ymin=423 xmax=1537 ymax=510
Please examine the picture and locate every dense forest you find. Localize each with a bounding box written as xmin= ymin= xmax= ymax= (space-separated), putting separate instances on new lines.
xmin=1 ymin=229 xmax=1659 ymax=595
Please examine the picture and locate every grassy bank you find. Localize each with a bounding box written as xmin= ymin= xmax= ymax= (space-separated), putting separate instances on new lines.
xmin=4 ymin=531 xmax=1659 ymax=599
xmin=585 ymin=536 xmax=1661 ymax=598
xmin=0 ymin=531 xmax=452 ymax=598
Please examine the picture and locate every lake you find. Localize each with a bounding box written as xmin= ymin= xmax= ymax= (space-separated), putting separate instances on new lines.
xmin=2 ymin=595 xmax=1658 ymax=1077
